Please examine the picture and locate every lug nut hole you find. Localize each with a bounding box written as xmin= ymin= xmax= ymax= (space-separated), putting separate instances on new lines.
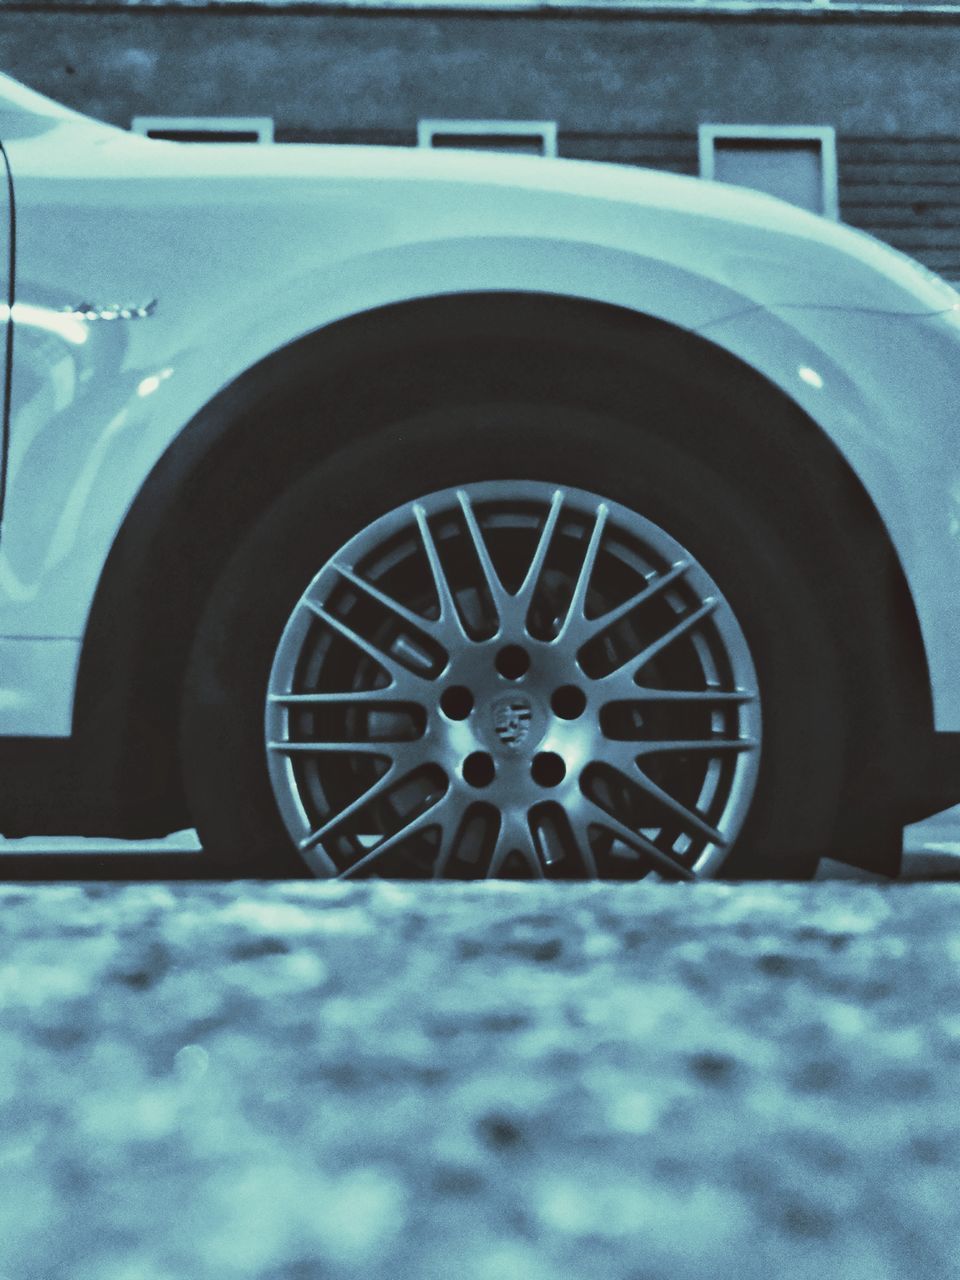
xmin=440 ymin=685 xmax=474 ymax=720
xmin=551 ymin=685 xmax=587 ymax=719
xmin=495 ymin=645 xmax=530 ymax=680
xmin=463 ymin=751 xmax=496 ymax=788
xmin=531 ymin=752 xmax=566 ymax=788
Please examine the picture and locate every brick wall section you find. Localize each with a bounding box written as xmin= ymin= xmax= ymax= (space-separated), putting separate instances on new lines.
xmin=839 ymin=136 xmax=960 ymax=279
xmin=2 ymin=6 xmax=960 ymax=276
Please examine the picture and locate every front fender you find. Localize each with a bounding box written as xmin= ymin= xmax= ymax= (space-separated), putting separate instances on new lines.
xmin=701 ymin=302 xmax=960 ymax=731
xmin=0 ymin=234 xmax=753 ymax=645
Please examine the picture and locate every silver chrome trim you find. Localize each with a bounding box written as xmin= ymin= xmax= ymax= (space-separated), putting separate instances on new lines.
xmin=60 ymin=299 xmax=158 ymax=321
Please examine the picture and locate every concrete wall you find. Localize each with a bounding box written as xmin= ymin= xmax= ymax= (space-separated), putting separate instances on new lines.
xmin=2 ymin=5 xmax=960 ymax=273
xmin=3 ymin=8 xmax=960 ymax=137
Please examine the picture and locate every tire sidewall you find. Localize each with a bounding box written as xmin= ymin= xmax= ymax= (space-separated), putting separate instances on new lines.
xmin=180 ymin=401 xmax=847 ymax=875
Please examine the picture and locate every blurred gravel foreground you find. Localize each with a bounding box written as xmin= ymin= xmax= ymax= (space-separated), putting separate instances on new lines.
xmin=2 ymin=882 xmax=960 ymax=1280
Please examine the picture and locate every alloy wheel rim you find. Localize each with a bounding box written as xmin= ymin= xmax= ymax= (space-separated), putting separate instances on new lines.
xmin=265 ymin=480 xmax=761 ymax=879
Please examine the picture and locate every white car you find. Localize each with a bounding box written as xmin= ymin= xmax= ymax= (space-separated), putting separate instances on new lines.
xmin=1 ymin=72 xmax=958 ymax=881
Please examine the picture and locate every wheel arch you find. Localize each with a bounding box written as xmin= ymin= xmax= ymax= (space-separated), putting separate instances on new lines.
xmin=20 ymin=289 xmax=936 ymax=855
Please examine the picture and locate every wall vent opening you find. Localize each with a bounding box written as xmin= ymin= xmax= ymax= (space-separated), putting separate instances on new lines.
xmin=418 ymin=119 xmax=558 ymax=158
xmin=699 ymin=125 xmax=839 ymax=219
xmin=131 ymin=116 xmax=275 ymax=144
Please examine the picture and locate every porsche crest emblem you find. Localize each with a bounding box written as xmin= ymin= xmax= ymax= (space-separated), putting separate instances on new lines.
xmin=492 ymin=695 xmax=533 ymax=749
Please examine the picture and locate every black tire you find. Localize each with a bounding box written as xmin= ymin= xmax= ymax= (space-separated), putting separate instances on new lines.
xmin=180 ymin=401 xmax=849 ymax=879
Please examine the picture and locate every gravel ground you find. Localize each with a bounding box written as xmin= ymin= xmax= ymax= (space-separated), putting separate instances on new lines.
xmin=2 ymin=881 xmax=960 ymax=1280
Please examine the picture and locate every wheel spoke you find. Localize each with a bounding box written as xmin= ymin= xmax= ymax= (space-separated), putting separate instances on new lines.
xmin=633 ymin=737 xmax=758 ymax=756
xmin=602 ymin=598 xmax=719 ymax=686
xmin=597 ymin=744 xmax=726 ymax=847
xmin=331 ymin=561 xmax=442 ymax=638
xmin=269 ymin=689 xmax=419 ymax=706
xmin=581 ymin=796 xmax=698 ymax=880
xmin=336 ymin=793 xmax=448 ymax=879
xmin=515 ymin=488 xmax=565 ymax=608
xmin=580 ymin=559 xmax=690 ymax=642
xmin=269 ymin=740 xmax=391 ymax=755
xmin=456 ymin=489 xmax=510 ymax=625
xmin=625 ymin=687 xmax=756 ymax=704
xmin=302 ymin=600 xmax=431 ymax=692
xmin=267 ymin=740 xmax=423 ymax=760
xmin=557 ymin=503 xmax=609 ymax=638
xmin=299 ymin=762 xmax=407 ymax=852
xmin=487 ymin=812 xmax=545 ymax=879
xmin=430 ymin=794 xmax=472 ymax=879
xmin=458 ymin=487 xmax=567 ymax=632
xmin=413 ymin=503 xmax=467 ymax=641
xmin=431 ymin=823 xmax=459 ymax=881
xmin=561 ymin=813 xmax=600 ymax=879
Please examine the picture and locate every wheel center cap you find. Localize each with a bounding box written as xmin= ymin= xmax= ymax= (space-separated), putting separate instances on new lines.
xmin=488 ymin=691 xmax=543 ymax=754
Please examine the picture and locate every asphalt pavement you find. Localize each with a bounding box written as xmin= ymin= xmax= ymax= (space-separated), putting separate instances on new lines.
xmin=2 ymin=810 xmax=959 ymax=1277
xmin=2 ymin=877 xmax=960 ymax=1279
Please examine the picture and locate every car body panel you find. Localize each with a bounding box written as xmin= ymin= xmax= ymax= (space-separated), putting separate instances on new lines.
xmin=0 ymin=637 xmax=75 ymax=735
xmin=702 ymin=302 xmax=960 ymax=731
xmin=0 ymin=142 xmax=10 ymax=514
xmin=1 ymin=76 xmax=960 ymax=736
